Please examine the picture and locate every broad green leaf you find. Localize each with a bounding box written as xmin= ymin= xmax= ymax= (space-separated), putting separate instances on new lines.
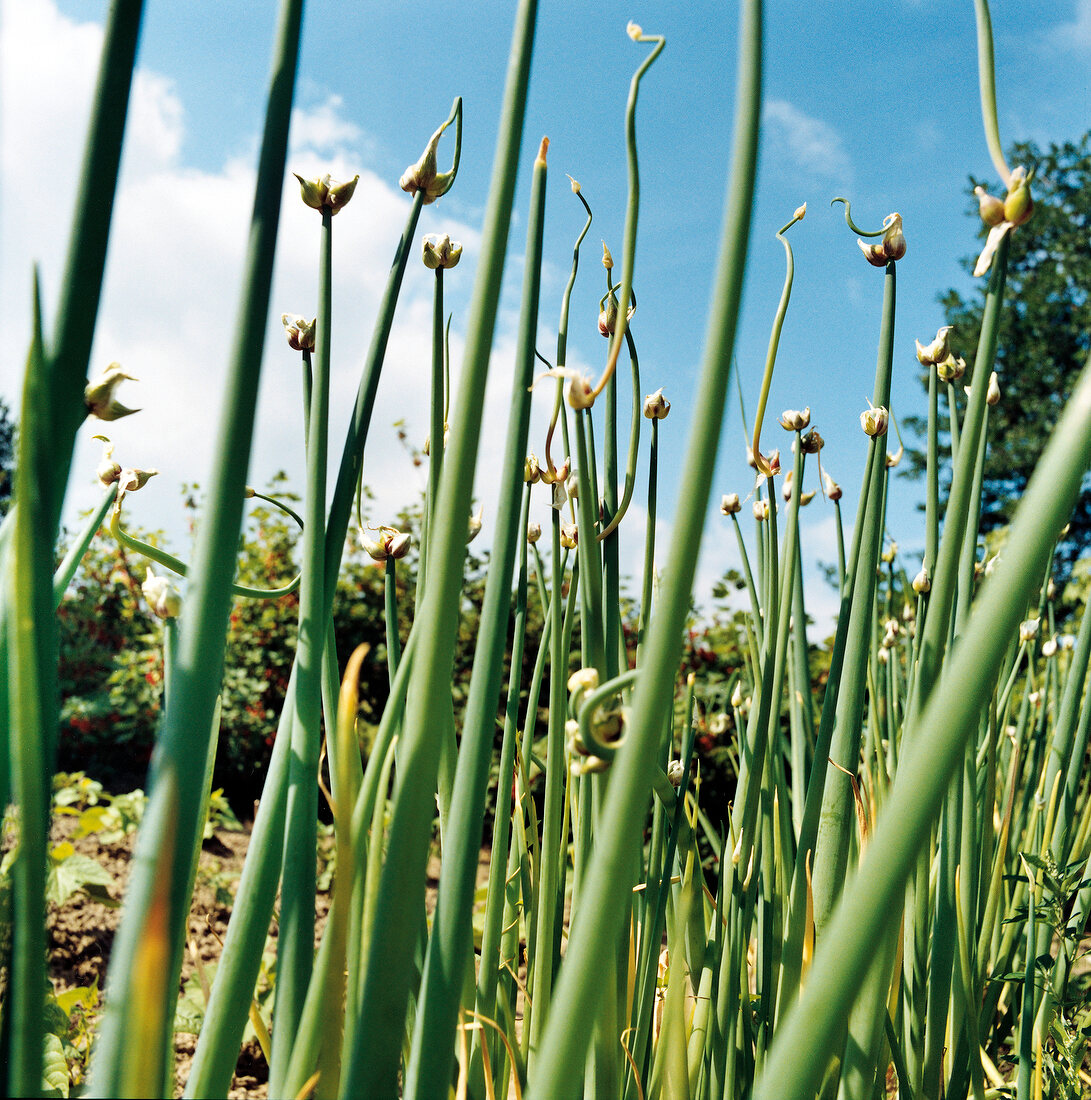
xmin=41 ymin=1031 xmax=69 ymax=1098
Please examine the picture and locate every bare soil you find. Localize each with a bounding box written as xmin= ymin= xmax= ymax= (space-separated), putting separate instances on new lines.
xmin=47 ymin=813 xmax=311 ymax=1098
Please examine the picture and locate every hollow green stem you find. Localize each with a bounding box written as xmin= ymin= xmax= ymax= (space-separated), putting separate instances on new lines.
xmin=52 ymin=483 xmax=118 ymax=607
xmin=753 ymin=345 xmax=1091 ymax=1100
xmin=527 ymin=0 xmax=760 ymax=1086
xmin=108 ymin=497 xmax=301 ymax=599
xmin=750 ymin=208 xmax=804 ymax=474
xmin=593 ymin=26 xmax=664 ymax=402
xmin=973 ymin=0 xmax=1011 ymax=185
xmin=405 ymin=134 xmax=548 ymax=1098
xmin=91 ymin=2 xmax=303 ymax=1091
xmin=342 ymin=7 xmax=536 ymax=1091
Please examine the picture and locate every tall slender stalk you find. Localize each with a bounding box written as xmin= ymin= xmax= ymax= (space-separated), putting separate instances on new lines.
xmin=342 ymin=3 xmax=538 ymax=1091
xmin=527 ymin=0 xmax=761 ymax=1087
xmin=90 ymin=2 xmax=304 ymax=1090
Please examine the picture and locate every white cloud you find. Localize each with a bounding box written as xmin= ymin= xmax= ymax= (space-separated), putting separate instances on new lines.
xmin=762 ymin=99 xmax=853 ymax=183
xmin=0 ymin=0 xmax=507 ymax=557
xmin=1047 ymin=0 xmax=1091 ymax=50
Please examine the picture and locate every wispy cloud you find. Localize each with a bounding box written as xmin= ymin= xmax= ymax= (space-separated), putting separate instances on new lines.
xmin=1046 ymin=0 xmax=1091 ymax=51
xmin=762 ymin=99 xmax=853 ymax=184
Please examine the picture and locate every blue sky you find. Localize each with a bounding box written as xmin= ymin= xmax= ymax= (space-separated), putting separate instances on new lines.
xmin=3 ymin=0 xmax=1089 ymax=629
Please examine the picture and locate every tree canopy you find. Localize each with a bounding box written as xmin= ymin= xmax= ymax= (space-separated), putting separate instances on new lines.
xmin=907 ymin=133 xmax=1091 ymax=576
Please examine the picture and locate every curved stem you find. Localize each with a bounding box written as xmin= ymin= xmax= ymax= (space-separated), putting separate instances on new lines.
xmin=830 ymin=196 xmax=887 ymax=237
xmin=750 ymin=208 xmax=804 ymax=475
xmin=52 ymin=483 xmax=118 ymax=607
xmin=108 ymin=497 xmax=302 ymax=599
xmin=973 ymin=0 xmax=1011 ymax=186
xmin=593 ymin=27 xmax=665 ymax=400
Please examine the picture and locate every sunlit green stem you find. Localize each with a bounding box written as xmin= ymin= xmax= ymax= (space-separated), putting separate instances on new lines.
xmin=973 ymin=0 xmax=1011 ymax=185
xmin=750 ymin=209 xmax=804 ymax=474
xmin=753 ymin=345 xmax=1091 ymax=1100
xmin=527 ymin=0 xmax=760 ymax=1085
xmin=343 ymin=5 xmax=536 ymax=1089
xmin=91 ymin=2 xmax=303 ymax=1091
xmin=811 ymin=257 xmax=896 ymax=939
xmin=270 ymin=201 xmax=333 ymax=1095
xmin=405 ymin=135 xmax=547 ymax=1097
xmin=52 ymin=484 xmax=118 ymax=607
xmin=384 ymin=557 xmax=401 ymax=690
xmin=594 ymin=27 xmax=665 ymax=401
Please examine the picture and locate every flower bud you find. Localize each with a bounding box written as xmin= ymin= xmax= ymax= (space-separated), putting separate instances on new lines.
xmin=721 ymin=493 xmax=741 ymax=516
xmin=1019 ymin=617 xmax=1040 ymax=643
xmin=974 ymin=185 xmax=1006 ymax=227
xmin=626 ymin=20 xmax=643 ymax=40
xmin=860 ymin=404 xmax=889 ymax=437
xmin=294 ymin=173 xmax=359 ymax=215
xmin=881 ymin=542 xmax=897 ymax=565
xmin=527 ymin=521 xmax=542 ymax=544
xmin=709 ymin=712 xmax=729 ymax=735
xmin=915 ymin=326 xmax=952 ymax=366
xmin=778 ymin=407 xmax=811 ymax=431
xmin=823 ymin=471 xmax=842 ymax=501
xmin=387 ymin=532 xmax=412 ymax=559
xmin=1003 ymin=165 xmax=1033 ymax=227
xmin=422 ymin=233 xmax=463 ymax=270
xmin=118 ymin=467 xmax=158 ymax=494
xmin=467 ymin=505 xmax=484 ymax=543
xmin=666 ymin=759 xmax=685 ymax=787
xmin=281 ymin=313 xmax=316 ymax=352
xmin=753 ymin=500 xmax=768 ymax=521
xmin=361 ymin=526 xmax=411 ymax=562
xmin=85 ymin=364 xmax=139 ymax=421
xmin=567 ymin=374 xmax=595 ymax=410
xmin=560 ymin=522 xmax=578 ymax=550
xmin=601 ymin=241 xmax=614 ymax=270
xmin=858 ymin=212 xmax=906 ymax=266
xmin=524 ymin=454 xmax=541 ymax=484
xmin=643 ymin=388 xmax=670 ymax=420
xmin=142 ymin=566 xmax=182 ymax=619
xmin=400 ymin=116 xmax=456 ymax=204
xmin=936 ymin=353 xmax=967 ymax=383
xmin=886 ymin=444 xmax=904 ymax=469
xmin=986 ymin=371 xmax=1001 ymax=406
xmin=731 ymin=681 xmax=744 ymax=709
xmin=93 ymin=435 xmax=121 ymax=486
xmin=800 ymin=428 xmax=824 ymax=454
xmin=912 ymin=566 xmax=931 ymax=594
xmin=1041 ymin=636 xmax=1058 ymax=658
xmin=565 ymin=473 xmax=580 ymax=500
xmin=568 ymin=667 xmax=600 ymax=696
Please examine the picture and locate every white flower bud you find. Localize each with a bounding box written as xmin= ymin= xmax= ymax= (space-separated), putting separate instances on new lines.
xmin=142 ymin=566 xmax=182 ymax=619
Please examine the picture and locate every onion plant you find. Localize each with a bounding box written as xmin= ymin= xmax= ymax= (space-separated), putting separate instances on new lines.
xmin=4 ymin=0 xmax=1090 ymax=1097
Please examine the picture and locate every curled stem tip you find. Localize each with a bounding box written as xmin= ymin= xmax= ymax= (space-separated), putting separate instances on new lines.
xmin=831 ymin=196 xmax=885 ymax=237
xmin=751 ymin=206 xmax=804 ymax=476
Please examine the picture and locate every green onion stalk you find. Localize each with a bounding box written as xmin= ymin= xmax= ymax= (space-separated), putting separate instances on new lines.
xmin=90 ymin=2 xmax=303 ymax=1093
xmin=269 ymin=186 xmax=336 ymax=1093
xmin=753 ymin=346 xmax=1091 ymax=1099
xmin=5 ymin=0 xmax=144 ymax=1084
xmin=405 ymin=133 xmax=549 ymax=1098
xmin=810 ymin=203 xmax=898 ymax=943
xmin=527 ymin=0 xmax=761 ymax=1087
xmin=341 ymin=2 xmax=537 ymax=1091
